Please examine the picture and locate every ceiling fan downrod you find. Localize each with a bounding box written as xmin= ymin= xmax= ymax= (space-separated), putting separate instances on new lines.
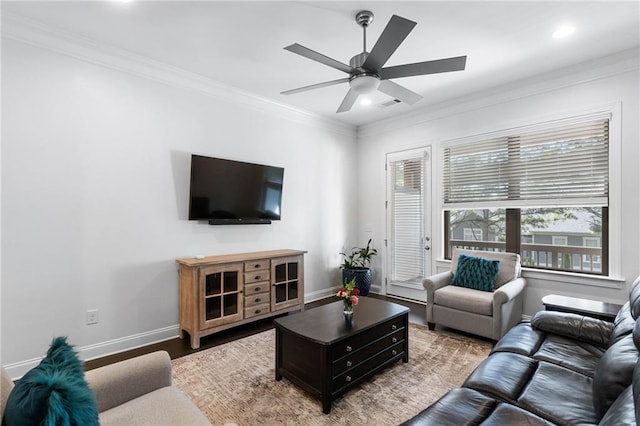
xmin=355 ymin=10 xmax=374 ymax=54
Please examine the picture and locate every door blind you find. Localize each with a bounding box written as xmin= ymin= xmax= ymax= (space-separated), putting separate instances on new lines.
xmin=442 ymin=118 xmax=609 ymax=208
xmin=389 ymin=156 xmax=424 ymax=283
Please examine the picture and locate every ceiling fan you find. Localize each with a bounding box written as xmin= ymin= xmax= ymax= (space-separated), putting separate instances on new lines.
xmin=281 ymin=10 xmax=467 ymax=113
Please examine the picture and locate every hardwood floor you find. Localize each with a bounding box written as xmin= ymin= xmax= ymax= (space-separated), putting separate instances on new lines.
xmin=84 ymin=294 xmax=426 ymax=371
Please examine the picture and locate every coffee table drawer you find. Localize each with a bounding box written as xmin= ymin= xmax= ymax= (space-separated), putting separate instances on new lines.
xmin=332 ymin=341 xmax=406 ymax=392
xmin=332 ymin=316 xmax=405 ymax=361
xmin=332 ymin=328 xmax=405 ymax=377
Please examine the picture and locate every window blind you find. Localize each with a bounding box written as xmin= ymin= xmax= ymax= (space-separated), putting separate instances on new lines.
xmin=442 ymin=119 xmax=609 ymax=208
xmin=389 ymin=157 xmax=424 ymax=282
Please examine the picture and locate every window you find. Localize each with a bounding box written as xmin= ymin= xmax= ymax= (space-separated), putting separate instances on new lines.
xmin=464 ymin=228 xmax=483 ymax=241
xmin=443 ymin=117 xmax=609 ymax=275
xmin=552 ymin=236 xmax=568 ymax=246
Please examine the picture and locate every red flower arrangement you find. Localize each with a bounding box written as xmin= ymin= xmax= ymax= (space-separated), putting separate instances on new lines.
xmin=337 ymin=278 xmax=360 ymax=314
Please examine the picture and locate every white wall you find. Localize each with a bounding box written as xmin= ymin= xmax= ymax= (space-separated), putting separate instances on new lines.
xmin=1 ymin=38 xmax=357 ymax=375
xmin=357 ymin=49 xmax=639 ymax=316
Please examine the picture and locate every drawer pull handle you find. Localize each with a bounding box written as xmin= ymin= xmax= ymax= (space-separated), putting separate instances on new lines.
xmin=392 ymin=350 xmax=397 ymax=356
xmin=345 ymin=376 xmax=352 ymax=382
xmin=392 ymin=337 xmax=397 ymax=343
xmin=391 ymin=325 xmax=397 ymax=330
xmin=255 ymin=288 xmax=261 ymax=291
xmin=254 ymin=264 xmax=260 ymax=269
xmin=346 ymin=361 xmax=352 ymax=367
xmin=346 ymin=346 xmax=352 ymax=352
xmin=255 ymin=310 xmax=261 ymax=314
xmin=255 ymin=276 xmax=261 ymax=280
xmin=255 ymin=298 xmax=261 ymax=303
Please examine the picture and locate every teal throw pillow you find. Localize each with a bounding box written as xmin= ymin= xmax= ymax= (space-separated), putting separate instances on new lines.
xmin=451 ymin=254 xmax=500 ymax=292
xmin=3 ymin=337 xmax=99 ymax=426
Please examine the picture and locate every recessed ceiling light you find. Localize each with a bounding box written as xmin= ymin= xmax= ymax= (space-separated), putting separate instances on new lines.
xmin=360 ymin=98 xmax=372 ymax=106
xmin=552 ymin=24 xmax=576 ymax=39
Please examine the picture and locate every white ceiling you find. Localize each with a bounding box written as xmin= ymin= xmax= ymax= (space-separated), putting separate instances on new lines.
xmin=3 ymin=1 xmax=639 ymax=127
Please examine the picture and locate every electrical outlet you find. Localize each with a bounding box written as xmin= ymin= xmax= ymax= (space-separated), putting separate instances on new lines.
xmin=86 ymin=309 xmax=99 ymax=325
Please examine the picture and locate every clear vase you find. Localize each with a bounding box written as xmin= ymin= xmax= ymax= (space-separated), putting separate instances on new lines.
xmin=343 ymin=300 xmax=354 ymax=316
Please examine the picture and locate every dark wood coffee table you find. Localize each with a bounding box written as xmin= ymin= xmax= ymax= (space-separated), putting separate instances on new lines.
xmin=274 ymin=297 xmax=409 ymax=414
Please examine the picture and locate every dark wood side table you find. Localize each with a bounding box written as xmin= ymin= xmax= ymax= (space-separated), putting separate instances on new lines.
xmin=274 ymin=297 xmax=409 ymax=414
xmin=541 ymin=294 xmax=623 ymax=322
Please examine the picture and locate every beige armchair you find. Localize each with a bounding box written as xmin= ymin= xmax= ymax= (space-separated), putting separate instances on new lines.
xmin=424 ymin=249 xmax=526 ymax=341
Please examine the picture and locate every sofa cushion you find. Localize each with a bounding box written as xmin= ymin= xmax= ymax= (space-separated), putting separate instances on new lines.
xmin=592 ymin=333 xmax=639 ymax=419
xmin=451 ymin=254 xmax=500 ymax=292
xmin=492 ymin=322 xmax=544 ymax=356
xmin=3 ymin=337 xmax=98 ymax=426
xmin=629 ymin=275 xmax=640 ymax=320
xmin=399 ymin=387 xmax=496 ymax=426
xmin=98 ymin=386 xmax=210 ymax=426
xmin=451 ymin=249 xmax=520 ymax=289
xmin=533 ymin=334 xmax=605 ymax=377
xmin=518 ymin=361 xmax=597 ymax=425
xmin=610 ymin=302 xmax=635 ymax=345
xmin=532 ymin=311 xmax=613 ymax=349
xmin=434 ymin=285 xmax=494 ymax=316
xmin=598 ymin=385 xmax=636 ymax=426
xmin=463 ymin=352 xmax=538 ymax=402
xmin=482 ymin=403 xmax=555 ymax=426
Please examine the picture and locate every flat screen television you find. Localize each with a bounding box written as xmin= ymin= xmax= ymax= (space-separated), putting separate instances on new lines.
xmin=188 ymin=154 xmax=284 ymax=225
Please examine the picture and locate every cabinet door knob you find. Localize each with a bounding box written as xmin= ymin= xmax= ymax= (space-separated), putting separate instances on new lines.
xmin=392 ymin=350 xmax=397 ymax=356
xmin=392 ymin=337 xmax=397 ymax=343
xmin=346 ymin=345 xmax=352 ymax=352
xmin=346 ymin=361 xmax=352 ymax=367
xmin=345 ymin=376 xmax=352 ymax=382
xmin=391 ymin=324 xmax=397 ymax=330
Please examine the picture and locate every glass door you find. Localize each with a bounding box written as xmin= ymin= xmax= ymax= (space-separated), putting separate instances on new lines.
xmin=200 ymin=263 xmax=244 ymax=328
xmin=271 ymin=256 xmax=303 ymax=311
xmin=385 ymin=147 xmax=431 ymax=302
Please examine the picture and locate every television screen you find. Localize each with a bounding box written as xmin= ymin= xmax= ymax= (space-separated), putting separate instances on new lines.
xmin=188 ymin=155 xmax=284 ymax=224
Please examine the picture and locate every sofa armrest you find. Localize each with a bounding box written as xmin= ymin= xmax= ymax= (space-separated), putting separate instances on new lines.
xmin=531 ymin=311 xmax=613 ymax=348
xmin=423 ymin=271 xmax=453 ymax=296
xmin=493 ymin=278 xmax=526 ymax=306
xmin=85 ymin=350 xmax=172 ymax=412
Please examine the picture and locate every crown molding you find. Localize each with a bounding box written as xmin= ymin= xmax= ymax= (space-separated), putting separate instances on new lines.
xmin=1 ymin=12 xmax=356 ymax=138
xmin=358 ymin=48 xmax=639 ymax=139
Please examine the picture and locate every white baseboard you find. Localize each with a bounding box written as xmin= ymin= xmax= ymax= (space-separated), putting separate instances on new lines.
xmin=4 ymin=325 xmax=180 ymax=379
xmin=304 ymin=287 xmax=339 ymax=303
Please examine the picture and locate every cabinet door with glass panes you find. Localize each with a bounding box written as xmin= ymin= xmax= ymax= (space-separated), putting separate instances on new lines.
xmin=199 ymin=263 xmax=244 ymax=329
xmin=271 ymin=255 xmax=304 ymax=311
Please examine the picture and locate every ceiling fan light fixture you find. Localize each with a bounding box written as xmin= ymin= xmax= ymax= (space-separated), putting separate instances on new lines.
xmin=349 ymin=74 xmax=380 ymax=94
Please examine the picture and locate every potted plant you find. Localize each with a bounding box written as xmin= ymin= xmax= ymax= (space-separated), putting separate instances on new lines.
xmin=339 ymin=238 xmax=378 ymax=296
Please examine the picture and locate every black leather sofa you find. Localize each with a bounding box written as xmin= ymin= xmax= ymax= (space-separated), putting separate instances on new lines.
xmin=403 ymin=277 xmax=640 ymax=425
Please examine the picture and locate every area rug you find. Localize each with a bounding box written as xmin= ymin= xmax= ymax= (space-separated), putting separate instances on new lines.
xmin=172 ymin=324 xmax=492 ymax=425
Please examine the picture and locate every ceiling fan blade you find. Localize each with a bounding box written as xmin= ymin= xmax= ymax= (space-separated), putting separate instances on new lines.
xmin=284 ymin=43 xmax=353 ymax=74
xmin=380 ymin=56 xmax=467 ymax=80
xmin=362 ymin=15 xmax=417 ymax=73
xmin=281 ymin=78 xmax=350 ymax=95
xmin=377 ymin=80 xmax=422 ymax=105
xmin=336 ymin=89 xmax=359 ymax=113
